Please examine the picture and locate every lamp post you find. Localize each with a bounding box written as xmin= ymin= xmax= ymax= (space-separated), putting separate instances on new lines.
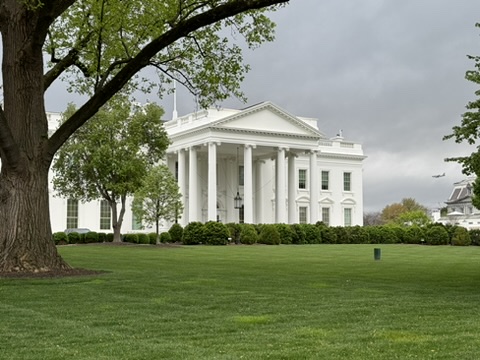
xmin=234 ymin=191 xmax=243 ymax=209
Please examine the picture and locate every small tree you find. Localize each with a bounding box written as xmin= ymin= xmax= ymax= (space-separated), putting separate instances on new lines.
xmin=132 ymin=165 xmax=183 ymax=244
xmin=53 ymin=100 xmax=169 ymax=242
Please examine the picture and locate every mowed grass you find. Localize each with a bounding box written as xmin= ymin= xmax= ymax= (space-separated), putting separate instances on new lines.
xmin=2 ymin=245 xmax=480 ymax=359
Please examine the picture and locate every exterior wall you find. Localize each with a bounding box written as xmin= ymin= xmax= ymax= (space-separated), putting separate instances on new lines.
xmin=46 ymin=103 xmax=366 ymax=233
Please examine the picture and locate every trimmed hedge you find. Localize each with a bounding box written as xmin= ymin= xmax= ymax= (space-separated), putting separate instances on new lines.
xmin=258 ymin=224 xmax=281 ymax=245
xmin=53 ymin=232 xmax=68 ymax=245
xmin=183 ymin=222 xmax=205 ymax=245
xmin=160 ymin=232 xmax=171 ymax=243
xmin=169 ymin=223 xmax=183 ymax=243
xmin=203 ymin=221 xmax=229 ymax=245
xmin=239 ymin=224 xmax=258 ymax=245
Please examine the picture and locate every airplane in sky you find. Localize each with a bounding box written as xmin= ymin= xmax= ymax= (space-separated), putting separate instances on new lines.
xmin=432 ymin=173 xmax=446 ymax=178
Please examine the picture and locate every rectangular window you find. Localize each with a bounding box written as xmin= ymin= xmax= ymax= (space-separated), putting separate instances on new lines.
xmin=239 ymin=165 xmax=244 ymax=186
xmin=100 ymin=200 xmax=111 ymax=230
xmin=299 ymin=206 xmax=308 ymax=224
xmin=321 ymin=171 xmax=329 ymax=190
xmin=132 ymin=212 xmax=142 ymax=231
xmin=322 ymin=207 xmax=330 ymax=226
xmin=344 ymin=208 xmax=352 ymax=226
xmin=66 ymin=199 xmax=78 ymax=229
xmin=298 ymin=169 xmax=307 ymax=189
xmin=343 ymin=172 xmax=351 ymax=191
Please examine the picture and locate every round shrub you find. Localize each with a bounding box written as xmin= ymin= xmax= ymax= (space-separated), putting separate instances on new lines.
xmin=183 ymin=222 xmax=205 ymax=245
xmin=258 ymin=224 xmax=281 ymax=245
xmin=84 ymin=231 xmax=99 ymax=243
xmin=425 ymin=225 xmax=449 ymax=245
xmin=239 ymin=224 xmax=258 ymax=245
xmin=203 ymin=221 xmax=229 ymax=245
xmin=97 ymin=232 xmax=107 ymax=243
xmin=53 ymin=232 xmax=68 ymax=245
xmin=160 ymin=232 xmax=171 ymax=243
xmin=275 ymin=223 xmax=294 ymax=244
xmin=378 ymin=226 xmax=399 ymax=244
xmin=347 ymin=226 xmax=369 ymax=244
xmin=125 ymin=233 xmax=139 ymax=244
xmin=451 ymin=227 xmax=471 ymax=246
xmin=469 ymin=229 xmax=480 ymax=246
xmin=226 ymin=223 xmax=241 ymax=244
xmin=404 ymin=226 xmax=425 ymax=244
xmin=148 ymin=232 xmax=158 ymax=244
xmin=301 ymin=224 xmax=321 ymax=244
xmin=67 ymin=231 xmax=80 ymax=244
xmin=319 ymin=226 xmax=338 ymax=244
xmin=105 ymin=233 xmax=114 ymax=242
xmin=168 ymin=223 xmax=184 ymax=243
xmin=137 ymin=233 xmax=150 ymax=244
xmin=291 ymin=224 xmax=306 ymax=244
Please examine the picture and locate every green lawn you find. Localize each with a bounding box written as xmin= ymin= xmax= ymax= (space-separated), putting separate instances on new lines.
xmin=1 ymin=244 xmax=480 ymax=359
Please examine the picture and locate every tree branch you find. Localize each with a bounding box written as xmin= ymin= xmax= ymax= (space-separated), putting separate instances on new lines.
xmin=46 ymin=0 xmax=287 ymax=160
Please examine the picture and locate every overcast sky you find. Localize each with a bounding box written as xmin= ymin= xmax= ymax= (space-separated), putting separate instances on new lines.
xmin=46 ymin=0 xmax=480 ymax=212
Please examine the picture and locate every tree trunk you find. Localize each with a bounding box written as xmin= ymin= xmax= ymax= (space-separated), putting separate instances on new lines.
xmin=0 ymin=165 xmax=70 ymax=272
xmin=0 ymin=4 xmax=70 ymax=273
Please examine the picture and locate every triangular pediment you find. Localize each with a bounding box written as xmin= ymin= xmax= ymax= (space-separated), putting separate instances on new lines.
xmin=211 ymin=102 xmax=324 ymax=138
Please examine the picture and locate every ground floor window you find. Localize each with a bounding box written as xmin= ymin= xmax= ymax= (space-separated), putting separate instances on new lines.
xmin=344 ymin=208 xmax=352 ymax=227
xmin=299 ymin=206 xmax=308 ymax=224
xmin=100 ymin=200 xmax=111 ymax=230
xmin=132 ymin=212 xmax=142 ymax=230
xmin=66 ymin=199 xmax=78 ymax=229
xmin=322 ymin=207 xmax=330 ymax=226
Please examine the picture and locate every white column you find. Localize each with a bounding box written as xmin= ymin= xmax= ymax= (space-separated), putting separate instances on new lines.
xmin=255 ymin=160 xmax=264 ymax=224
xmin=288 ymin=153 xmax=296 ymax=224
xmin=276 ymin=147 xmax=287 ymax=223
xmin=310 ymin=150 xmax=319 ymax=224
xmin=226 ymin=158 xmax=235 ymax=223
xmin=188 ymin=146 xmax=198 ymax=222
xmin=177 ymin=149 xmax=186 ymax=225
xmin=207 ymin=142 xmax=217 ymax=222
xmin=244 ymin=145 xmax=254 ymax=223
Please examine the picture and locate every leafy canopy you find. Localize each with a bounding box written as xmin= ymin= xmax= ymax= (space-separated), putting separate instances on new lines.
xmin=45 ymin=0 xmax=280 ymax=108
xmin=444 ymin=23 xmax=480 ymax=175
xmin=52 ymin=98 xmax=169 ymax=202
xmin=132 ymin=164 xmax=183 ymax=229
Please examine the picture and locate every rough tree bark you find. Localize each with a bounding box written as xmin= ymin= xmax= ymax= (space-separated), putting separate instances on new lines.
xmin=0 ymin=1 xmax=72 ymax=272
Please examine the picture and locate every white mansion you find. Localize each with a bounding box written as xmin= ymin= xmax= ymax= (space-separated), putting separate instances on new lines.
xmin=48 ymin=102 xmax=366 ymax=233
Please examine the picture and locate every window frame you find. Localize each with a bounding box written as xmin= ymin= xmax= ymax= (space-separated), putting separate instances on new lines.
xmin=66 ymin=199 xmax=78 ymax=229
xmin=100 ymin=200 xmax=111 ymax=230
xmin=299 ymin=206 xmax=308 ymax=224
xmin=298 ymin=169 xmax=307 ymax=189
xmin=343 ymin=172 xmax=352 ymax=192
xmin=321 ymin=207 xmax=330 ymax=226
xmin=321 ymin=171 xmax=329 ymax=190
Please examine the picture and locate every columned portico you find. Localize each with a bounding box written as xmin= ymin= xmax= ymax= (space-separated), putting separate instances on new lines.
xmin=276 ymin=147 xmax=287 ymax=223
xmin=188 ymin=146 xmax=198 ymax=222
xmin=309 ymin=150 xmax=319 ymax=224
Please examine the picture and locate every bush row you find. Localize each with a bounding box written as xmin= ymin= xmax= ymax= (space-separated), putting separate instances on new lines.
xmin=54 ymin=222 xmax=477 ymax=246
xmin=175 ymin=222 xmax=475 ymax=246
xmin=52 ymin=231 xmax=114 ymax=245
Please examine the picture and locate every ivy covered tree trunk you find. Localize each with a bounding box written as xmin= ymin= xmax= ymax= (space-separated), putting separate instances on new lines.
xmin=0 ymin=3 xmax=70 ymax=272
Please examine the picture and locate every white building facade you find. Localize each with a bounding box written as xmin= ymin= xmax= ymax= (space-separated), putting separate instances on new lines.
xmin=165 ymin=102 xmax=366 ymax=227
xmin=46 ymin=102 xmax=366 ymax=233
